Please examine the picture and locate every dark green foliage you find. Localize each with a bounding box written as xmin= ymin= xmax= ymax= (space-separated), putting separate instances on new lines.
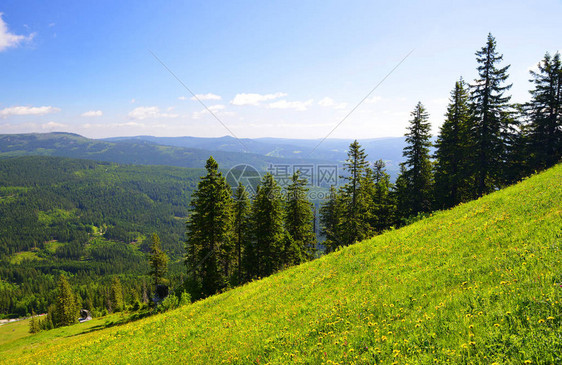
xmin=370 ymin=160 xmax=395 ymax=232
xmin=55 ymin=275 xmax=77 ymax=327
xmin=29 ymin=311 xmax=40 ymax=334
xmin=245 ymin=173 xmax=285 ymax=279
xmin=469 ymin=33 xmax=513 ymax=196
xmin=109 ymin=277 xmax=124 ymax=313
xmin=284 ymin=172 xmax=317 ymax=263
xmin=233 ymin=182 xmax=251 ymax=285
xmin=319 ymin=186 xmax=342 ymax=253
xmin=185 ymin=157 xmax=234 ymax=298
xmin=397 ymin=102 xmax=433 ymax=218
xmin=526 ymin=52 xmax=562 ymax=171
xmin=149 ymin=233 xmax=168 ymax=289
xmin=338 ymin=140 xmax=373 ymax=246
xmin=434 ymin=79 xmax=474 ymax=208
xmin=0 ymin=156 xmax=197 ymax=318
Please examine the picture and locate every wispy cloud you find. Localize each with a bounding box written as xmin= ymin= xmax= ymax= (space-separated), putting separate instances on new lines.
xmin=365 ymin=95 xmax=382 ymax=104
xmin=268 ymin=99 xmax=314 ymax=111
xmin=189 ymin=93 xmax=222 ymax=101
xmin=41 ymin=121 xmax=65 ymax=130
xmin=0 ymin=105 xmax=61 ymax=117
xmin=128 ymin=106 xmax=178 ymax=120
xmin=0 ymin=13 xmax=35 ymax=52
xmin=81 ymin=110 xmax=103 ymax=117
xmin=231 ymin=92 xmax=287 ymax=106
xmin=192 ymin=104 xmax=235 ymax=119
xmin=318 ymin=97 xmax=347 ymax=110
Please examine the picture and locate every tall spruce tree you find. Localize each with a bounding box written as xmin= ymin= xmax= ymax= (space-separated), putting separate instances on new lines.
xmin=469 ymin=33 xmax=513 ymax=196
xmin=29 ymin=310 xmax=39 ymax=334
xmin=185 ymin=156 xmax=234 ymax=298
xmin=245 ymin=173 xmax=284 ymax=279
xmin=149 ymin=233 xmax=168 ymax=289
xmin=284 ymin=171 xmax=316 ymax=263
xmin=338 ymin=140 xmax=372 ymax=246
xmin=55 ymin=275 xmax=76 ymax=327
xmin=233 ymin=182 xmax=251 ymax=285
xmin=527 ymin=52 xmax=562 ymax=170
xmin=109 ymin=276 xmax=124 ymax=313
xmin=398 ymin=102 xmax=433 ymax=217
xmin=371 ymin=159 xmax=395 ymax=232
xmin=320 ymin=185 xmax=342 ymax=253
xmin=434 ymin=79 xmax=473 ymax=208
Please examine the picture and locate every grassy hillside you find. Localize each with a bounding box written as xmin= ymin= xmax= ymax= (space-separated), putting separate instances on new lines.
xmin=2 ymin=164 xmax=561 ymax=364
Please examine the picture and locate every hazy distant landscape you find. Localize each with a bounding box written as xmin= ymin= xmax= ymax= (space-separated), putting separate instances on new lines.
xmin=1 ymin=1 xmax=561 ymax=364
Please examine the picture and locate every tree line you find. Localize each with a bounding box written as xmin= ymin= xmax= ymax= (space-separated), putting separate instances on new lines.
xmin=185 ymin=33 xmax=561 ymax=298
xmin=14 ymin=33 xmax=562 ymax=326
xmin=184 ymin=157 xmax=317 ymax=299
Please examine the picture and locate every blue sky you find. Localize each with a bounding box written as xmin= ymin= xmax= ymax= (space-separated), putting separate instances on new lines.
xmin=0 ymin=0 xmax=560 ymax=139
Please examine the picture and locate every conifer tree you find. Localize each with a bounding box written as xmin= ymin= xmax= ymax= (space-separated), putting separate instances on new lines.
xmin=245 ymin=173 xmax=284 ymax=278
xmin=233 ymin=182 xmax=251 ymax=284
xmin=284 ymin=171 xmax=316 ymax=263
xmin=320 ymin=185 xmax=342 ymax=253
xmin=469 ymin=33 xmax=513 ymax=196
xmin=338 ymin=140 xmax=372 ymax=246
xmin=434 ymin=79 xmax=473 ymax=208
xmin=399 ymin=102 xmax=433 ymax=216
xmin=185 ymin=156 xmax=234 ymax=297
xmin=109 ymin=276 xmax=124 ymax=312
xmin=392 ymin=165 xmax=409 ymax=224
xmin=527 ymin=52 xmax=562 ymax=170
xmin=371 ymin=160 xmax=395 ymax=232
xmin=149 ymin=232 xmax=168 ymax=289
xmin=29 ymin=310 xmax=39 ymax=334
xmin=55 ymin=275 xmax=76 ymax=327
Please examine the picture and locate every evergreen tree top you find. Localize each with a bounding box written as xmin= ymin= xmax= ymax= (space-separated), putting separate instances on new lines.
xmin=205 ymin=156 xmax=219 ymax=172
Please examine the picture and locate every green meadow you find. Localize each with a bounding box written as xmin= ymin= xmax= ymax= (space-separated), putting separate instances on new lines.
xmin=1 ymin=164 xmax=561 ymax=364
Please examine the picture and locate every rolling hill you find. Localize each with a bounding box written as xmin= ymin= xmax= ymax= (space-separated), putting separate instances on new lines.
xmin=0 ymin=133 xmax=332 ymax=171
xmin=2 ymin=164 xmax=560 ymax=363
xmin=0 ymin=156 xmax=204 ymax=318
xmin=103 ymin=135 xmax=412 ymax=177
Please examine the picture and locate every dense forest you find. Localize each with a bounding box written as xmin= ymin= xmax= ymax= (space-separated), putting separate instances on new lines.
xmin=0 ymin=156 xmax=203 ymax=317
xmin=1 ymin=34 xmax=560 ymax=323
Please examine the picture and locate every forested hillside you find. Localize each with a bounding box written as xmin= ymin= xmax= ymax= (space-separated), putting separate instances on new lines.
xmin=0 ymin=132 xmax=332 ymax=171
xmin=3 ymin=163 xmax=560 ymax=364
xmin=0 ymin=156 xmax=202 ymax=317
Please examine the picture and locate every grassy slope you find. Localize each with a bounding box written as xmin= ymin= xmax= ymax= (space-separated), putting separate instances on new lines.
xmin=0 ymin=314 xmax=139 ymax=350
xmin=2 ymin=165 xmax=562 ymax=364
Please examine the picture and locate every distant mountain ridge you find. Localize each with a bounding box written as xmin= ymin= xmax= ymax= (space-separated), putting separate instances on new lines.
xmin=102 ymin=134 xmax=411 ymax=176
xmin=0 ymin=132 xmax=414 ymax=177
xmin=0 ymin=133 xmax=332 ymax=171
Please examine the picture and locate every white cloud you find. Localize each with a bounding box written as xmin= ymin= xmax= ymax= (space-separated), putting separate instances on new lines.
xmin=231 ymin=92 xmax=287 ymax=106
xmin=130 ymin=98 xmax=136 ymax=104
xmin=318 ymin=97 xmax=347 ymax=110
xmin=0 ymin=105 xmax=61 ymax=117
xmin=41 ymin=121 xmax=65 ymax=130
xmin=128 ymin=106 xmax=178 ymax=120
xmin=178 ymin=96 xmax=188 ymax=101
xmin=190 ymin=93 xmax=222 ymax=101
xmin=192 ymin=104 xmax=232 ymax=119
xmin=366 ymin=95 xmax=382 ymax=104
xmin=0 ymin=13 xmax=35 ymax=52
xmin=81 ymin=110 xmax=103 ymax=117
xmin=268 ymin=99 xmax=314 ymax=111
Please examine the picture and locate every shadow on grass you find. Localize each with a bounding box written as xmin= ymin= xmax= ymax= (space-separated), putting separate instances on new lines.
xmin=68 ymin=310 xmax=155 ymax=337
